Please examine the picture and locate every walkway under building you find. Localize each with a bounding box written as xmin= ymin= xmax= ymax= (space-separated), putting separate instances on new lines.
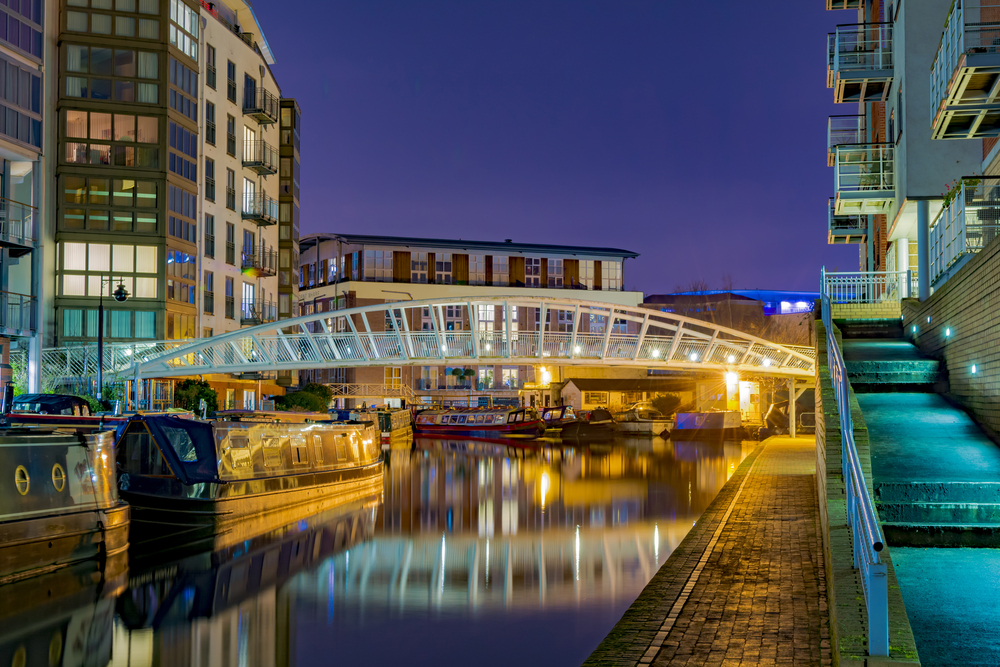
xmin=585 ymin=436 xmax=832 ymax=667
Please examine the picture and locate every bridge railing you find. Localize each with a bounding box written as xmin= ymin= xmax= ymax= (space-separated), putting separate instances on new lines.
xmin=821 ymin=291 xmax=889 ymax=656
xmin=822 ymin=268 xmax=911 ymax=303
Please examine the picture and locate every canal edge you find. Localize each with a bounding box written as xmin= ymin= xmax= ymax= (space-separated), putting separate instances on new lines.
xmin=583 ymin=441 xmax=768 ymax=667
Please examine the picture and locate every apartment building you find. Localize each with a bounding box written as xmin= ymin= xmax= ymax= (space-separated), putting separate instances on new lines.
xmin=297 ymin=234 xmax=642 ymax=408
xmin=825 ymin=0 xmax=979 ymax=295
xmin=50 ymin=0 xmax=295 ymax=405
xmin=0 ymin=0 xmax=48 ymax=393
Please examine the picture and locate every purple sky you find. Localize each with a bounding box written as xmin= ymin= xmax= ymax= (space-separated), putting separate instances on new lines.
xmin=254 ymin=0 xmax=857 ymax=295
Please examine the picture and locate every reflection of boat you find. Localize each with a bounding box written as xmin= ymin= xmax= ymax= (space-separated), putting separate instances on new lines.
xmin=559 ymin=407 xmax=617 ymax=441
xmin=0 ymin=427 xmax=129 ymax=583
xmin=352 ymin=408 xmax=413 ymax=447
xmin=115 ymin=414 xmax=382 ymax=549
xmin=672 ymin=411 xmax=743 ymax=440
xmin=414 ymin=437 xmax=540 ymax=458
xmin=413 ymin=406 xmax=542 ymax=438
xmin=614 ymin=402 xmax=672 ymax=437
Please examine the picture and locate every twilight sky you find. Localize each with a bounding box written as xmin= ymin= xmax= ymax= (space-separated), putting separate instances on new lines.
xmin=253 ymin=0 xmax=857 ymax=295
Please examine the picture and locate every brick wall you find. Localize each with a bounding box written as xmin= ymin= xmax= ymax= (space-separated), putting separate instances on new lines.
xmin=902 ymin=233 xmax=1000 ymax=435
xmin=830 ymin=301 xmax=901 ymax=319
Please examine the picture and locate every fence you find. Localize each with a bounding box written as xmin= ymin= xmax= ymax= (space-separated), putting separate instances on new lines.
xmin=822 ymin=269 xmax=911 ymax=303
xmin=930 ymin=178 xmax=1000 ymax=285
xmin=821 ymin=291 xmax=889 ymax=656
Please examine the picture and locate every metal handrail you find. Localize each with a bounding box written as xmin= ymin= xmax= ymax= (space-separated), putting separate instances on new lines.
xmin=0 ymin=197 xmax=36 ymax=246
xmin=930 ymin=177 xmax=1000 ymax=285
xmin=820 ymin=280 xmax=889 ymax=657
xmin=823 ymin=270 xmax=911 ymax=303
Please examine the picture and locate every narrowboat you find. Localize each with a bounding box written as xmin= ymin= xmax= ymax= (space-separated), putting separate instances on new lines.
xmin=413 ymin=406 xmax=543 ymax=439
xmin=672 ymin=410 xmax=744 ymax=440
xmin=615 ymin=402 xmax=672 ymax=437
xmin=352 ymin=408 xmax=413 ymax=447
xmin=560 ymin=407 xmax=617 ymax=442
xmin=8 ymin=393 xmax=129 ymax=432
xmin=115 ymin=414 xmax=383 ymax=548
xmin=0 ymin=427 xmax=129 ymax=584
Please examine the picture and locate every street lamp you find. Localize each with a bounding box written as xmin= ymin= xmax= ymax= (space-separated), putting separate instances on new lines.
xmin=97 ymin=277 xmax=129 ymax=402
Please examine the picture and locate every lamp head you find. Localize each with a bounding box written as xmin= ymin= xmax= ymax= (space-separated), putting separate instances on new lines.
xmin=113 ymin=284 xmax=129 ymax=302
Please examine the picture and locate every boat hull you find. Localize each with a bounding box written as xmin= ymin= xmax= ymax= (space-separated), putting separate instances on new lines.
xmin=617 ymin=420 xmax=672 ymax=437
xmin=672 ymin=411 xmax=744 ymax=440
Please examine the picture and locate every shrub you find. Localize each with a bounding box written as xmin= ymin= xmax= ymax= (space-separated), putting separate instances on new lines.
xmin=275 ymin=391 xmax=327 ymax=413
xmin=173 ymin=379 xmax=218 ymax=413
xmin=300 ymin=383 xmax=334 ymax=404
xmin=651 ymin=393 xmax=683 ymax=416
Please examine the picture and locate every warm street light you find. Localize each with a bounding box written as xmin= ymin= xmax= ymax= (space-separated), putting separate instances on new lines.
xmin=97 ymin=277 xmax=129 ymax=402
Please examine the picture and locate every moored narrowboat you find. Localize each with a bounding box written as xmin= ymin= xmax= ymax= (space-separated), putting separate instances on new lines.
xmin=672 ymin=410 xmax=744 ymax=440
xmin=8 ymin=393 xmax=130 ymax=432
xmin=615 ymin=402 xmax=672 ymax=437
xmin=0 ymin=427 xmax=129 ymax=583
xmin=413 ymin=406 xmax=542 ymax=439
xmin=115 ymin=414 xmax=383 ymax=549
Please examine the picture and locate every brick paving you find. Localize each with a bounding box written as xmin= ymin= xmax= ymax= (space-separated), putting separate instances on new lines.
xmin=585 ymin=436 xmax=831 ymax=667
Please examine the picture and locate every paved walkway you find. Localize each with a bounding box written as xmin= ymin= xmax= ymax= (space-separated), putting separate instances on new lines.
xmin=586 ymin=436 xmax=831 ymax=667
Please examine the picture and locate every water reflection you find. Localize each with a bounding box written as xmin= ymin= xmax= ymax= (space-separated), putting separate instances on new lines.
xmin=1 ymin=438 xmax=752 ymax=667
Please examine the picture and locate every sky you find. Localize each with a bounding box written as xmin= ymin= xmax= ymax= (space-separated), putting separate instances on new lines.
xmin=252 ymin=0 xmax=858 ymax=295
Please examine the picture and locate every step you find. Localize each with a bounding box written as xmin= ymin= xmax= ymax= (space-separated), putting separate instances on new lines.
xmin=877 ymin=501 xmax=1000 ymax=524
xmin=876 ymin=481 xmax=1000 ymax=504
xmin=882 ymin=522 xmax=1000 ymax=548
xmin=834 ymin=318 xmax=904 ymax=339
xmin=842 ymin=339 xmax=945 ymax=392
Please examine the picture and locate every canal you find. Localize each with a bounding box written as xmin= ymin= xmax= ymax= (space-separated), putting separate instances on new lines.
xmin=5 ymin=437 xmax=754 ymax=667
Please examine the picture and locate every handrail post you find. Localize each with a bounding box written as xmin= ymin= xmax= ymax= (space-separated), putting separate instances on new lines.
xmin=869 ymin=561 xmax=889 ymax=655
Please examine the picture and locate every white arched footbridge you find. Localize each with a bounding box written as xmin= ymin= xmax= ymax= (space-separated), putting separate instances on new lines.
xmin=38 ymin=296 xmax=815 ymax=389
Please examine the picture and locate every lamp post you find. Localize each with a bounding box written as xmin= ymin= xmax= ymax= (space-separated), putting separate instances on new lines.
xmin=96 ymin=277 xmax=129 ymax=402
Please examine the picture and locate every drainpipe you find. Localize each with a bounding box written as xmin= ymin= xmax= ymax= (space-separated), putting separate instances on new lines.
xmin=917 ymin=200 xmax=930 ymax=300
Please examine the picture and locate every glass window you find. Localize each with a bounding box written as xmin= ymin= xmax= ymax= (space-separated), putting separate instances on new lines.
xmin=579 ymin=260 xmax=594 ymax=289
xmin=525 ymin=257 xmax=540 ymax=288
xmin=91 ymin=14 xmax=112 ymax=34
xmin=67 ymin=11 xmax=87 ymax=31
xmin=435 ymin=253 xmax=452 ymax=284
xmin=493 ymin=255 xmax=508 ymax=286
xmin=363 ymin=249 xmax=392 ymax=282
xmin=469 ymin=254 xmax=485 ymax=285
xmin=411 ymin=251 xmax=427 ymax=284
xmin=63 ymin=242 xmax=87 ymax=270
xmin=547 ymin=258 xmax=563 ymax=288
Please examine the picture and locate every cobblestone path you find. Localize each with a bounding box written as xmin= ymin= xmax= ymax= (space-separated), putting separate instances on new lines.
xmin=585 ymin=436 xmax=832 ymax=667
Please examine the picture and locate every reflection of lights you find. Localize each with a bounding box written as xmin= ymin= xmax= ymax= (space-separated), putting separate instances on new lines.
xmin=912 ymin=326 xmax=917 ymax=333
xmin=439 ymin=534 xmax=447 ymax=595
xmin=485 ymin=539 xmax=490 ymax=586
xmin=442 ymin=344 xmax=448 ymax=351
xmin=574 ymin=345 xmax=581 ymax=354
xmin=485 ymin=344 xmax=491 ymax=351
xmin=654 ymin=524 xmax=659 ymax=562
xmin=727 ymin=355 xmax=735 ymax=363
xmin=541 ymin=369 xmax=552 ymax=385
xmin=763 ymin=359 xmax=771 ymax=367
xmin=725 ymin=372 xmax=738 ymax=385
xmin=540 ymin=471 xmax=550 ymax=508
xmin=689 ymin=353 xmax=698 ymax=362
xmin=652 ymin=350 xmax=660 ymax=358
xmin=574 ymin=525 xmax=580 ymax=581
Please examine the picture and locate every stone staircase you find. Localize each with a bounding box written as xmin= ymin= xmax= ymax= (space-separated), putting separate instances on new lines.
xmin=842 ymin=322 xmax=1000 ymax=547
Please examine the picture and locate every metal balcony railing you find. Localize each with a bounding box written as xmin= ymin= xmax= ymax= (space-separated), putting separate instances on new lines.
xmin=206 ymin=64 xmax=216 ymax=90
xmin=819 ymin=284 xmax=889 ymax=657
xmin=827 ymin=199 xmax=867 ymax=244
xmin=930 ymin=1 xmax=1000 ymax=138
xmin=241 ymin=246 xmax=278 ymax=277
xmin=241 ymin=193 xmax=279 ymax=226
xmin=226 ymin=132 xmax=236 ymax=156
xmin=826 ymin=0 xmax=863 ymax=9
xmin=243 ymin=88 xmax=279 ymax=124
xmin=205 ymin=177 xmax=215 ymax=202
xmin=834 ymin=143 xmax=895 ymax=194
xmin=0 ymin=291 xmax=35 ymax=333
xmin=205 ymin=233 xmax=215 ymax=258
xmin=227 ymin=78 xmax=237 ymax=103
xmin=225 ymin=295 xmax=235 ymax=319
xmin=204 ymin=291 xmax=214 ymax=315
xmin=225 ymin=241 xmax=235 ymax=265
xmin=205 ymin=121 xmax=216 ymax=145
xmin=829 ymin=23 xmax=894 ymax=103
xmin=827 ymin=115 xmax=866 ymax=166
xmin=242 ymin=139 xmax=278 ymax=175
xmin=822 ymin=269 xmax=911 ymax=304
xmin=931 ymin=177 xmax=1000 ymax=285
xmin=241 ymin=299 xmax=277 ymax=325
xmin=0 ymin=198 xmax=36 ymax=254
xmin=226 ymin=187 xmax=236 ymax=210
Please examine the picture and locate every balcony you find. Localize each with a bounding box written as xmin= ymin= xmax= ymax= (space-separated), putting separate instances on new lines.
xmin=241 ymin=246 xmax=278 ymax=277
xmin=242 ymin=140 xmax=278 ymax=175
xmin=242 ymin=193 xmax=278 ymax=226
xmin=241 ymin=299 xmax=277 ymax=325
xmin=243 ymin=88 xmax=279 ymax=124
xmin=827 ymin=115 xmax=866 ymax=166
xmin=930 ymin=177 xmax=1000 ymax=285
xmin=0 ymin=198 xmax=35 ymax=257
xmin=829 ymin=23 xmax=893 ymax=104
xmin=826 ymin=0 xmax=863 ymax=8
xmin=930 ymin=1 xmax=1000 ymax=139
xmin=833 ymin=143 xmax=895 ymax=215
xmin=0 ymin=291 xmax=35 ymax=335
xmin=828 ymin=199 xmax=867 ymax=244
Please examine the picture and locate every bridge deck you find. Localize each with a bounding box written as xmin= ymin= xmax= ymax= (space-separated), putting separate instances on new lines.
xmin=585 ymin=436 xmax=831 ymax=667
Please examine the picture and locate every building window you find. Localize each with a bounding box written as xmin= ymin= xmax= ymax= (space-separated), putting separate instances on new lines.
xmin=65 ymin=45 xmax=158 ymax=104
xmin=167 ymin=184 xmax=196 ymax=242
xmin=502 ymin=368 xmax=519 ymax=389
xmin=166 ymin=248 xmax=196 ymax=304
xmin=62 ymin=308 xmax=157 ymax=340
xmin=64 ymin=109 xmax=158 ymax=166
xmin=168 ymin=121 xmax=196 ymax=181
xmin=0 ymin=58 xmax=41 ymax=147
xmin=584 ymin=391 xmax=609 ymax=405
xmin=469 ymin=254 xmax=485 ymax=285
xmin=384 ymin=367 xmax=402 ymax=389
xmin=225 ymin=222 xmax=235 ymax=265
xmin=579 ymin=260 xmax=594 ymax=289
xmin=206 ymin=44 xmax=216 ymax=89
xmin=225 ymin=114 xmax=235 ymax=155
xmin=168 ymin=56 xmax=197 ymax=121
xmin=435 ymin=253 xmax=452 ymax=284
xmin=524 ymin=257 xmax=541 ymax=288
xmin=493 ymin=255 xmax=508 ymax=286
xmin=204 ymin=157 xmax=215 ymax=201
xmin=61 ymin=176 xmax=157 ymax=233
xmin=204 ymin=101 xmax=216 ymax=144
xmin=203 ymin=270 xmax=214 ymax=314
xmin=411 ymin=252 xmax=428 ymax=283
xmin=58 ymin=242 xmax=158 ymax=298
xmin=168 ymin=0 xmax=198 ymax=61
xmin=419 ymin=366 xmax=438 ymax=391
xmin=364 ymin=249 xmax=392 ymax=282
xmin=224 ymin=276 xmax=234 ymax=319
xmin=547 ymin=259 xmax=562 ymax=288
xmin=204 ymin=214 xmax=214 ymax=258
xmin=226 ymin=60 xmax=236 ymax=103
xmin=0 ymin=0 xmax=42 ymax=59
xmin=445 ymin=305 xmax=462 ymax=331
xmin=602 ymin=261 xmax=622 ymax=291
xmin=477 ymin=305 xmax=495 ymax=331
xmin=225 ymin=168 xmax=235 ymax=209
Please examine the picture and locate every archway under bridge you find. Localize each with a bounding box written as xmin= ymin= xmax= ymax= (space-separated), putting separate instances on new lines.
xmin=37 ymin=296 xmax=815 ymax=404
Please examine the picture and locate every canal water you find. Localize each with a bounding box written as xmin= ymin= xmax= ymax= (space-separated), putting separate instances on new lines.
xmin=4 ymin=437 xmax=754 ymax=667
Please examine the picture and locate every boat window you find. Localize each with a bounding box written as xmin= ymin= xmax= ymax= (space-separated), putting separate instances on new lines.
xmin=458 ymin=415 xmax=467 ymax=424
xmin=448 ymin=415 xmax=459 ymax=424
xmin=262 ymin=436 xmax=283 ymax=467
xmin=291 ymin=435 xmax=309 ymax=465
xmin=313 ymin=434 xmax=324 ymax=463
xmin=120 ymin=423 xmax=173 ymax=476
xmin=508 ymin=412 xmax=517 ymax=424
xmin=335 ymin=434 xmax=348 ymax=461
xmin=160 ymin=423 xmax=199 ymax=462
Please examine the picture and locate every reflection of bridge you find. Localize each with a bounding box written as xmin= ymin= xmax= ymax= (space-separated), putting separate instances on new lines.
xmin=36 ymin=296 xmax=814 ymax=391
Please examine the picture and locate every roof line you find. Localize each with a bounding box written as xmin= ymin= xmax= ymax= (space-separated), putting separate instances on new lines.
xmin=300 ymin=233 xmax=640 ymax=258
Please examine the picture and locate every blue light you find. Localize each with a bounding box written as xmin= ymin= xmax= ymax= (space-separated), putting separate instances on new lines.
xmin=946 ymin=328 xmax=951 ymax=337
xmin=972 ymin=364 xmax=977 ymax=374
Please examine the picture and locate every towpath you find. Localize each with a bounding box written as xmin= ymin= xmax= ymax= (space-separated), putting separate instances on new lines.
xmin=585 ymin=435 xmax=831 ymax=667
